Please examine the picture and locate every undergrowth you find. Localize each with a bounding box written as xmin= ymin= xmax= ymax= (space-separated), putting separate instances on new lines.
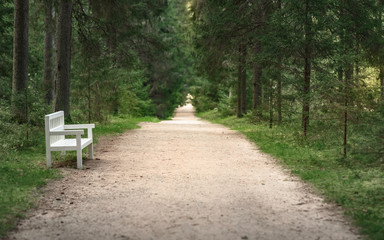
xmin=198 ymin=110 xmax=384 ymax=240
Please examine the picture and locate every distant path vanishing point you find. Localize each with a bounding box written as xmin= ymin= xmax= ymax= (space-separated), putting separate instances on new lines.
xmin=8 ymin=104 xmax=360 ymax=240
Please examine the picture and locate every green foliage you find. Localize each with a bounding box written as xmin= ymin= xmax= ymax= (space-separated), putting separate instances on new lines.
xmin=189 ymin=76 xmax=219 ymax=112
xmin=71 ymin=54 xmax=155 ymax=123
xmin=199 ymin=110 xmax=384 ymax=240
xmin=0 ymin=0 xmax=13 ymax=100
xmin=350 ymin=102 xmax=384 ymax=165
xmin=117 ymin=69 xmax=154 ymax=117
xmin=191 ymin=93 xmax=216 ymax=113
xmin=139 ymin=0 xmax=192 ymax=118
xmin=189 ymin=0 xmax=384 ymax=162
xmin=217 ymin=90 xmax=236 ymax=116
xmin=68 ymin=0 xmax=191 ymax=120
xmin=0 ymin=103 xmax=29 ymax=151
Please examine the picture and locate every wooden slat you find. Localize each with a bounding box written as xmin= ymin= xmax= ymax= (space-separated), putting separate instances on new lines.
xmin=50 ymin=138 xmax=92 ymax=151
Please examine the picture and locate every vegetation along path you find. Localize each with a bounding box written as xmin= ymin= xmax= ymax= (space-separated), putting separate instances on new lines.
xmin=9 ymin=105 xmax=360 ymax=240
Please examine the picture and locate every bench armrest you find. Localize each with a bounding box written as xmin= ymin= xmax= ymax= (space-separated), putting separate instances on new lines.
xmin=64 ymin=124 xmax=95 ymax=139
xmin=64 ymin=124 xmax=95 ymax=129
xmin=50 ymin=129 xmax=84 ymax=135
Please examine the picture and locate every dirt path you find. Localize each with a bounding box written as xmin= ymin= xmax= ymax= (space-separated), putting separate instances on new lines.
xmin=8 ymin=104 xmax=360 ymax=240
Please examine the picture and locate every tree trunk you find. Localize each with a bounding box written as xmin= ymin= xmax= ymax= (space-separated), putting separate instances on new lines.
xmin=344 ymin=63 xmax=352 ymax=157
xmin=269 ymin=78 xmax=273 ymax=129
xmin=54 ymin=0 xmax=73 ymax=121
xmin=379 ymin=5 xmax=384 ymax=100
xmin=252 ymin=44 xmax=262 ymax=118
xmin=343 ymin=28 xmax=353 ymax=158
xmin=87 ymin=58 xmax=92 ymax=123
xmin=237 ymin=54 xmax=243 ymax=118
xmin=302 ymin=0 xmax=311 ymax=137
xmin=11 ymin=0 xmax=29 ymax=124
xmin=108 ymin=25 xmax=119 ymax=115
xmin=43 ymin=0 xmax=54 ymax=106
xmin=237 ymin=43 xmax=247 ymax=118
xmin=240 ymin=44 xmax=247 ymax=115
xmin=276 ymin=0 xmax=282 ymax=125
xmin=277 ymin=59 xmax=282 ymax=125
xmin=380 ymin=67 xmax=384 ymax=99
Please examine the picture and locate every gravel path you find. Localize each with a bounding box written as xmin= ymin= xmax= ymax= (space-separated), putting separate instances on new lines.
xmin=8 ymin=104 xmax=360 ymax=240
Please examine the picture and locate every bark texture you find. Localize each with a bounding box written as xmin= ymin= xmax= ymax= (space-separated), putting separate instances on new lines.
xmin=54 ymin=0 xmax=73 ymax=120
xmin=276 ymin=61 xmax=282 ymax=125
xmin=237 ymin=43 xmax=247 ymax=118
xmin=302 ymin=0 xmax=311 ymax=137
xmin=276 ymin=0 xmax=282 ymax=125
xmin=380 ymin=67 xmax=384 ymax=99
xmin=43 ymin=0 xmax=55 ymax=105
xmin=344 ymin=65 xmax=352 ymax=157
xmin=12 ymin=0 xmax=29 ymax=123
xmin=252 ymin=45 xmax=263 ymax=117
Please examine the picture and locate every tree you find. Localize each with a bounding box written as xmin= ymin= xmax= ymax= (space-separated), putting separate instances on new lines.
xmin=276 ymin=0 xmax=282 ymax=125
xmin=302 ymin=0 xmax=312 ymax=137
xmin=11 ymin=0 xmax=29 ymax=123
xmin=43 ymin=0 xmax=55 ymax=105
xmin=54 ymin=0 xmax=72 ymax=120
xmin=190 ymin=0 xmax=253 ymax=117
xmin=237 ymin=43 xmax=247 ymax=117
xmin=252 ymin=42 xmax=263 ymax=117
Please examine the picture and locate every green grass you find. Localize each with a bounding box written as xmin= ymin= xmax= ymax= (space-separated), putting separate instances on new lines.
xmin=93 ymin=115 xmax=159 ymax=141
xmin=0 ymin=115 xmax=158 ymax=238
xmin=198 ymin=110 xmax=384 ymax=240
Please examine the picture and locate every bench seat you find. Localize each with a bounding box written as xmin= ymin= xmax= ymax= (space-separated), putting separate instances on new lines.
xmin=50 ymin=138 xmax=93 ymax=151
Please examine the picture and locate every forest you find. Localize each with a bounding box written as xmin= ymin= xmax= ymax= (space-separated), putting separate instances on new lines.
xmin=190 ymin=0 xmax=384 ymax=160
xmin=1 ymin=0 xmax=194 ymax=153
xmin=1 ymin=0 xmax=384 ymax=239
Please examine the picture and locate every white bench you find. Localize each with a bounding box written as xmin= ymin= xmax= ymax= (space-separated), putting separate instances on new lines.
xmin=45 ymin=111 xmax=95 ymax=169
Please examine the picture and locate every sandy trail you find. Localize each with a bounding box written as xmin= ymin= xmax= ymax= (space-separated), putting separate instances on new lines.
xmin=8 ymin=104 xmax=360 ymax=240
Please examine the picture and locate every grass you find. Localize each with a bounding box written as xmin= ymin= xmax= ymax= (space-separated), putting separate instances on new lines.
xmin=198 ymin=110 xmax=384 ymax=240
xmin=0 ymin=114 xmax=158 ymax=238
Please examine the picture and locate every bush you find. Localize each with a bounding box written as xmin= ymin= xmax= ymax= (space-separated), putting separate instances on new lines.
xmin=350 ymin=102 xmax=384 ymax=166
xmin=217 ymin=90 xmax=236 ymax=116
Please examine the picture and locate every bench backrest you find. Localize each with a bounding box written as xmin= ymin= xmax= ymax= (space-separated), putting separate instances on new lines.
xmin=45 ymin=111 xmax=65 ymax=145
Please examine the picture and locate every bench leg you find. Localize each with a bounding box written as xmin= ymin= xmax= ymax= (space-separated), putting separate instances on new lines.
xmin=77 ymin=149 xmax=83 ymax=169
xmin=46 ymin=151 xmax=52 ymax=168
xmin=76 ymin=135 xmax=83 ymax=169
xmin=89 ymin=143 xmax=94 ymax=159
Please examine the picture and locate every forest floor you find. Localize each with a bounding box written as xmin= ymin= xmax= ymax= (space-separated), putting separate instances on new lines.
xmin=7 ymin=104 xmax=361 ymax=240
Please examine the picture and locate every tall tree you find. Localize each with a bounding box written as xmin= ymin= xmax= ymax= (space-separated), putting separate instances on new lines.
xmin=302 ymin=0 xmax=312 ymax=137
xmin=238 ymin=43 xmax=247 ymax=117
xmin=11 ymin=0 xmax=29 ymax=123
xmin=250 ymin=0 xmax=272 ymax=119
xmin=43 ymin=0 xmax=55 ymax=105
xmin=276 ymin=0 xmax=282 ymax=125
xmin=252 ymin=42 xmax=263 ymax=117
xmin=54 ymin=0 xmax=72 ymax=120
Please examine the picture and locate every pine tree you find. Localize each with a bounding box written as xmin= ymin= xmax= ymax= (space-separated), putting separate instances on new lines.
xmin=11 ymin=0 xmax=29 ymax=123
xmin=43 ymin=0 xmax=55 ymax=105
xmin=54 ymin=0 xmax=72 ymax=121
